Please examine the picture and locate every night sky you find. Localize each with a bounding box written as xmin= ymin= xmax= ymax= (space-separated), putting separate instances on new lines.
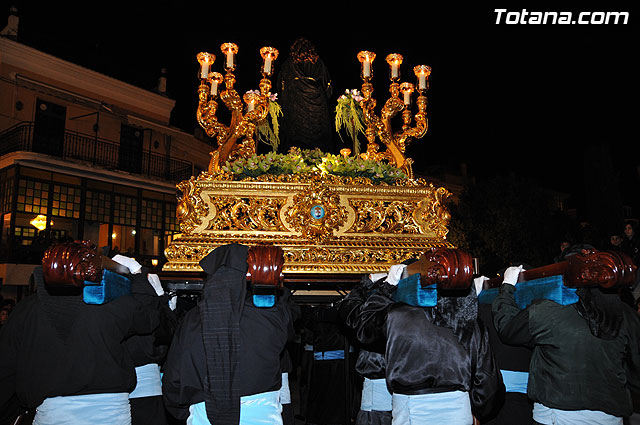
xmin=3 ymin=2 xmax=638 ymax=215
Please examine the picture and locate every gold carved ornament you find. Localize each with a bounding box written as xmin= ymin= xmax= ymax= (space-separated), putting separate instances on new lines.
xmin=196 ymin=44 xmax=279 ymax=175
xmin=282 ymin=184 xmax=348 ymax=244
xmin=175 ymin=177 xmax=209 ymax=234
xmin=357 ymin=52 xmax=431 ymax=180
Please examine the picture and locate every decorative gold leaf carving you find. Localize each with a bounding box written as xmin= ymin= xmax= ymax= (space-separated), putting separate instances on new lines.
xmin=282 ymin=184 xmax=349 ymax=244
xmin=206 ymin=196 xmax=287 ymax=231
xmin=348 ymin=200 xmax=421 ymax=234
xmin=176 ymin=177 xmax=209 ymax=234
xmin=167 ymin=172 xmax=453 ymax=274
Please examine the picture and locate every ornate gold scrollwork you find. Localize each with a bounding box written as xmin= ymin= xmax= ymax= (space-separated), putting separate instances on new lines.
xmin=282 ymin=184 xmax=349 ymax=244
xmin=165 ymin=172 xmax=454 ymax=273
xmin=413 ymin=186 xmax=452 ymax=239
xmin=176 ymin=177 xmax=209 ymax=234
xmin=206 ymin=196 xmax=288 ymax=232
xmin=348 ymin=200 xmax=422 ymax=234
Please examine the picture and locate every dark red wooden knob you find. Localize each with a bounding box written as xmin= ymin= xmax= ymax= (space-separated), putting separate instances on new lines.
xmin=42 ymin=241 xmax=102 ymax=287
xmin=246 ymin=244 xmax=284 ymax=288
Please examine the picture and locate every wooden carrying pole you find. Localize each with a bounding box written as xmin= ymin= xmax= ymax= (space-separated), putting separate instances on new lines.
xmin=42 ymin=240 xmax=131 ymax=287
xmin=406 ymin=247 xmax=475 ymax=290
xmin=483 ymin=249 xmax=637 ymax=290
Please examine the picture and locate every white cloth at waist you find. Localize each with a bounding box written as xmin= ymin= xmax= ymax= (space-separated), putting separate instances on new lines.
xmin=500 ymin=369 xmax=528 ymax=394
xmin=533 ymin=402 xmax=622 ymax=425
xmin=392 ymin=390 xmax=472 ymax=425
xmin=34 ymin=392 xmax=131 ymax=425
xmin=360 ymin=378 xmax=392 ymax=412
xmin=188 ymin=390 xmax=283 ymax=425
xmin=279 ymin=372 xmax=291 ymax=404
xmin=129 ymin=363 xmax=162 ymax=398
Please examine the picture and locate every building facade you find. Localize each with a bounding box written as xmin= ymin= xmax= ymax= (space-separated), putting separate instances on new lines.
xmin=0 ymin=36 xmax=211 ymax=299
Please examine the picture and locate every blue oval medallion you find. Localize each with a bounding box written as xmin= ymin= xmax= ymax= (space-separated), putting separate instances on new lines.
xmin=310 ymin=205 xmax=325 ymax=220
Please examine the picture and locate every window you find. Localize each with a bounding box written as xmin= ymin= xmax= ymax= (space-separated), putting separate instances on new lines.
xmin=51 ymin=184 xmax=81 ymax=218
xmin=16 ymin=179 xmax=49 ymax=215
xmin=85 ymin=190 xmax=111 ymax=222
xmin=141 ymin=199 xmax=162 ymax=230
xmin=111 ymin=224 xmax=136 ymax=256
xmin=84 ymin=190 xmax=112 ymax=250
xmin=164 ymin=202 xmax=179 ymax=233
xmin=113 ymin=195 xmax=138 ymax=227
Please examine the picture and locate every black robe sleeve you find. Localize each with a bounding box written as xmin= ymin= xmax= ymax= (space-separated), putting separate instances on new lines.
xmin=125 ymin=273 xmax=178 ymax=367
xmin=468 ymin=318 xmax=506 ymax=420
xmin=339 ymin=282 xmax=395 ymax=354
xmin=162 ymin=307 xmax=206 ymax=420
xmin=491 ymin=284 xmax=534 ymax=347
xmin=0 ymin=296 xmax=35 ymax=414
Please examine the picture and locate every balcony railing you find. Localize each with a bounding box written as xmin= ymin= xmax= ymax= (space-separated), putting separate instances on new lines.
xmin=0 ymin=122 xmax=194 ymax=182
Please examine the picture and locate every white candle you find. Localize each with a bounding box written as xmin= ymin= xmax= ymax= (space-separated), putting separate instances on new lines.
xmin=226 ymin=52 xmax=234 ymax=68
xmin=200 ymin=63 xmax=209 ymax=79
xmin=210 ymin=81 xmax=219 ymax=96
xmin=418 ymin=73 xmax=427 ymax=90
xmin=264 ymin=56 xmax=272 ymax=74
xmin=247 ymin=101 xmax=255 ymax=112
xmin=403 ymin=91 xmax=411 ymax=105
xmin=391 ymin=63 xmax=399 ymax=79
xmin=363 ymin=60 xmax=371 ymax=78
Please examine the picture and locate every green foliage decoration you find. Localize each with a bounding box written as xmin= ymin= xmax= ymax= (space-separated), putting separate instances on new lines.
xmin=221 ymin=148 xmax=407 ymax=184
xmin=335 ymin=89 xmax=366 ymax=156
xmin=251 ymin=91 xmax=282 ymax=152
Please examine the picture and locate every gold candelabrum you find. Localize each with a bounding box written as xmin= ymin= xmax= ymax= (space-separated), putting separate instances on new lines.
xmin=196 ymin=44 xmax=279 ymax=174
xmin=357 ymin=51 xmax=431 ymax=179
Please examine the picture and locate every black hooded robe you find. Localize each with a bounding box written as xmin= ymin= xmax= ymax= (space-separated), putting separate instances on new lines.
xmin=340 ymin=280 xmax=504 ymax=422
xmin=0 ymin=266 xmax=159 ymax=423
xmin=161 ymin=244 xmax=295 ymax=424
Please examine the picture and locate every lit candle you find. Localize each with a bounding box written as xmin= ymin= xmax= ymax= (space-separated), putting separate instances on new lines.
xmin=386 ymin=54 xmax=403 ymax=80
xmin=208 ymin=72 xmax=223 ymax=96
xmin=358 ymin=51 xmax=376 ymax=79
xmin=260 ymin=47 xmax=279 ymax=77
xmin=400 ymin=82 xmax=414 ymax=106
xmin=244 ymin=92 xmax=258 ymax=113
xmin=200 ymin=62 xmax=209 ymax=79
xmin=196 ymin=52 xmax=215 ymax=80
xmin=264 ymin=56 xmax=272 ymax=74
xmin=418 ymin=73 xmax=426 ymax=90
xmin=221 ymin=43 xmax=238 ymax=71
xmin=414 ymin=65 xmax=431 ymax=91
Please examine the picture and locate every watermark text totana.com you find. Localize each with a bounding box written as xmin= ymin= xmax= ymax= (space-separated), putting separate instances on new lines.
xmin=494 ymin=9 xmax=629 ymax=25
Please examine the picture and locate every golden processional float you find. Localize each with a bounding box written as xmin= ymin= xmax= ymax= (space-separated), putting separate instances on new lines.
xmin=162 ymin=43 xmax=453 ymax=286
